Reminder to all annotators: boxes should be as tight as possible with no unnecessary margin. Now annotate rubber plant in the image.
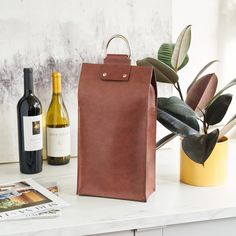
[137,25,236,165]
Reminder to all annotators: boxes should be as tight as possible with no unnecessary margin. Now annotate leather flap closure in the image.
[100,64,131,81]
[104,54,131,65]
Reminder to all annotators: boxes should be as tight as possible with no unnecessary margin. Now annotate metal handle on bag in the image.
[105,34,131,58]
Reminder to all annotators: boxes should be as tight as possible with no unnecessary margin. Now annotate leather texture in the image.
[77,54,157,202]
[104,54,131,65]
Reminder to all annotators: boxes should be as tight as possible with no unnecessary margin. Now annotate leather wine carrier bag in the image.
[77,35,157,202]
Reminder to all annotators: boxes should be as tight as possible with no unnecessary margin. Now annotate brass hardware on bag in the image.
[105,34,131,58]
[100,64,131,81]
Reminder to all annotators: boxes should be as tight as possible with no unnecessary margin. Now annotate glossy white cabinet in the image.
[95,230,134,236]
[131,218,236,236]
[164,218,236,236]
[135,227,162,236]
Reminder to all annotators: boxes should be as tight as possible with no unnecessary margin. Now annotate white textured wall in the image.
[218,0,236,138]
[0,0,172,163]
[172,0,219,97]
[172,0,236,138]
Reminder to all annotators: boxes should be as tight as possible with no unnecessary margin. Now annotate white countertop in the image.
[1,140,236,236]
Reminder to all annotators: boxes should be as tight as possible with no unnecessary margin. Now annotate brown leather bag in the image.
[77,35,157,202]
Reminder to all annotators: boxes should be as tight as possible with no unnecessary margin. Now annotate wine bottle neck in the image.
[52,72,62,94]
[24,69,34,95]
[52,93,63,100]
[51,93,64,107]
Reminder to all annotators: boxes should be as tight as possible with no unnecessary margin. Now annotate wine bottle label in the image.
[23,115,43,151]
[47,127,70,157]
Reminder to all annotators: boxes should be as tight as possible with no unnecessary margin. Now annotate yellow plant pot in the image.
[180,136,228,186]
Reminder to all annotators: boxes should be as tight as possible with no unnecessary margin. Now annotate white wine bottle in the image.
[46,72,70,165]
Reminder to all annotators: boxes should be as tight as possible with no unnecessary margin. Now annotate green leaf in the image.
[158,96,200,131]
[187,60,219,92]
[182,129,219,165]
[178,55,189,70]
[136,57,178,84]
[158,43,189,70]
[156,133,176,150]
[186,73,218,111]
[158,109,198,137]
[158,96,199,136]
[207,78,236,107]
[171,25,191,70]
[205,94,232,126]
[158,43,174,68]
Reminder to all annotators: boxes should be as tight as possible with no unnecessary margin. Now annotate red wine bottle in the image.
[17,68,43,174]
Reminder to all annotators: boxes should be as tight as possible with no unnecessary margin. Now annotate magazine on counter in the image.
[9,209,62,220]
[0,178,68,221]
[40,181,59,196]
[10,181,62,220]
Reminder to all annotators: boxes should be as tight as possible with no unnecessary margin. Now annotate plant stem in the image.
[176,82,184,101]
[173,67,184,101]
[203,124,208,134]
[203,115,208,134]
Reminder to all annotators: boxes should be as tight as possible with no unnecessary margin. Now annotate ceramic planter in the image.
[180,136,228,186]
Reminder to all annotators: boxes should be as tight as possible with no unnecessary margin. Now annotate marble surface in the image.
[1,140,236,235]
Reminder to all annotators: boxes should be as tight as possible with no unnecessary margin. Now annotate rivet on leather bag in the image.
[77,34,157,202]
